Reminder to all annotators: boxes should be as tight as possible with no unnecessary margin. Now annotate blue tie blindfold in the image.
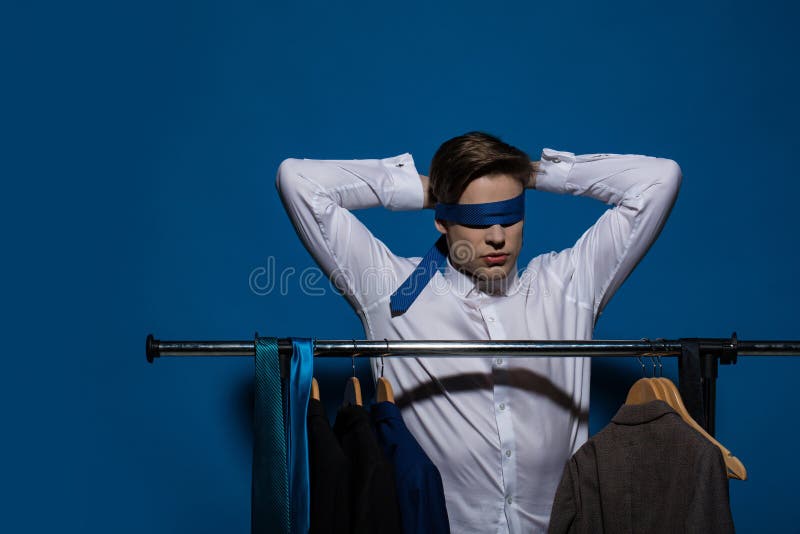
[434,192,526,226]
[389,192,525,316]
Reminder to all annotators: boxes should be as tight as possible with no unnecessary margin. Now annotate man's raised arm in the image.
[275,154,425,313]
[529,148,682,324]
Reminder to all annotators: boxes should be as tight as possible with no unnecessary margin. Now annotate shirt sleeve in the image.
[532,148,682,323]
[275,153,425,313]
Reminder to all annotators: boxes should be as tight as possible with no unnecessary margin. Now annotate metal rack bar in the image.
[146,332,800,437]
[146,333,800,362]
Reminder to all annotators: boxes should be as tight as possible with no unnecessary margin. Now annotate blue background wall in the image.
[3,0,798,532]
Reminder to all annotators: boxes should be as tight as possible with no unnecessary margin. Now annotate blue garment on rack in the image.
[388,192,525,316]
[287,338,314,534]
[371,401,450,534]
[252,336,314,534]
[253,337,289,533]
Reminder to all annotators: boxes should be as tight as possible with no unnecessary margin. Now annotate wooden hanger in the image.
[625,361,747,480]
[376,354,395,403]
[311,377,320,401]
[342,353,362,407]
[650,377,672,402]
[624,377,666,404]
[625,357,667,403]
[344,377,362,406]
[655,377,747,480]
[377,377,394,403]
[374,342,395,404]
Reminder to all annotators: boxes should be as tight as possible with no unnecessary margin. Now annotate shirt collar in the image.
[611,400,676,425]
[441,253,521,300]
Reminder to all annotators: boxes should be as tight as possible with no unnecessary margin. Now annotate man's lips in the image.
[483,253,509,264]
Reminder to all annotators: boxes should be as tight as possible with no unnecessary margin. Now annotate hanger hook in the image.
[638,338,651,377]
[647,356,657,378]
[656,355,663,377]
[655,338,667,378]
[351,339,357,377]
[381,338,389,378]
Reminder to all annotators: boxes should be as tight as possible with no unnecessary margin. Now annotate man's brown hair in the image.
[429,131,532,205]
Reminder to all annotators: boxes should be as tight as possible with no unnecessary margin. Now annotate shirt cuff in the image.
[382,153,424,211]
[533,148,576,194]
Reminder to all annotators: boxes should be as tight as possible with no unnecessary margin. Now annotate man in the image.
[275,131,682,533]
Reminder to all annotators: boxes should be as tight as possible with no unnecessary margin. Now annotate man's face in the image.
[434,173,524,288]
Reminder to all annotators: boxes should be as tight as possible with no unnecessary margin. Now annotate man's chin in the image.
[473,264,510,281]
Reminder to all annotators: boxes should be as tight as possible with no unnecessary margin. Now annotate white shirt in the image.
[275,148,682,533]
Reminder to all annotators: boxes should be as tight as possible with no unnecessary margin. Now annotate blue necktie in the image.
[286,338,313,534]
[252,337,288,533]
[389,192,525,316]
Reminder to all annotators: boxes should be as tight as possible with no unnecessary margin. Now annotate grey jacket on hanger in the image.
[548,400,734,534]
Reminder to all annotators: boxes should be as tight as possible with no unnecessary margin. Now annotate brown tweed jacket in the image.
[548,400,734,534]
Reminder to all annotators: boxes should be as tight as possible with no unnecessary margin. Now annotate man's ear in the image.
[434,219,447,234]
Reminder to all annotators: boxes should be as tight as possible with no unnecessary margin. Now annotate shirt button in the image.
[507,497,513,505]
[499,403,506,410]
[495,357,504,365]
[505,449,512,457]
[487,316,495,322]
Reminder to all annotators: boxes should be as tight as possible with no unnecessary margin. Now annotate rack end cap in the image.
[146,334,158,364]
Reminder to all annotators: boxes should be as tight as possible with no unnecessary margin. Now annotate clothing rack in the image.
[145,332,800,436]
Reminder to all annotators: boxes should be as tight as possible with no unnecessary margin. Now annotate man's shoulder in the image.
[523,248,574,279]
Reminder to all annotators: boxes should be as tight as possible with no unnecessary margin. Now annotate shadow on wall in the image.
[233,356,649,438]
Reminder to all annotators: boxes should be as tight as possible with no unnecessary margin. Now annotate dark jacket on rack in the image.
[333,403,403,534]
[370,401,450,534]
[548,400,734,534]
[307,398,351,534]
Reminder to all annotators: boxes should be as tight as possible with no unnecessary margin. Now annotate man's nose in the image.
[485,224,505,245]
